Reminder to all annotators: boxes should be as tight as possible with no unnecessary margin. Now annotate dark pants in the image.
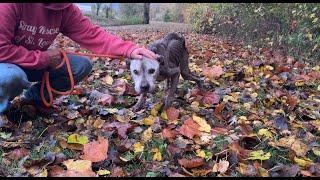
[0,54,92,113]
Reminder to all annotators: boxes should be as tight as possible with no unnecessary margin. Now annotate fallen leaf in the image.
[63,159,96,177]
[81,136,109,163]
[291,139,309,156]
[258,129,273,139]
[192,114,211,133]
[247,150,271,161]
[294,156,314,168]
[196,149,206,158]
[143,116,155,126]
[67,134,89,145]
[162,128,177,139]
[133,142,144,153]
[202,65,223,79]
[7,148,29,160]
[178,157,205,168]
[177,118,201,139]
[212,160,229,174]
[151,148,162,161]
[214,102,226,121]
[166,107,180,121]
[97,170,111,176]
[203,91,220,105]
[142,127,153,142]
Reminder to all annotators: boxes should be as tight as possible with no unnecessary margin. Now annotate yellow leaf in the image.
[276,136,295,148]
[133,142,144,153]
[151,103,162,116]
[103,75,113,85]
[192,114,211,133]
[196,149,206,158]
[63,159,92,171]
[258,129,273,139]
[160,111,168,120]
[151,148,162,161]
[143,116,155,126]
[191,101,200,109]
[291,139,309,156]
[222,72,235,78]
[244,66,253,76]
[67,134,89,145]
[97,170,111,175]
[247,150,271,161]
[294,156,314,168]
[312,147,320,156]
[243,102,251,110]
[142,127,153,142]
[295,80,304,87]
[115,115,129,123]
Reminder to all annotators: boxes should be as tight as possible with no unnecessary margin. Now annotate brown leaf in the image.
[178,158,205,168]
[202,65,223,79]
[203,91,220,105]
[214,102,226,121]
[166,107,180,121]
[7,148,29,160]
[81,136,109,163]
[162,128,177,139]
[111,166,125,177]
[103,122,132,139]
[177,118,201,139]
[239,124,253,135]
[287,96,297,111]
[99,93,113,106]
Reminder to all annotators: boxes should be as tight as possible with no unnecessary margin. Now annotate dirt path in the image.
[104,21,193,34]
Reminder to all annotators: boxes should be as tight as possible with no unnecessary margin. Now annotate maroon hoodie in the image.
[0,3,138,69]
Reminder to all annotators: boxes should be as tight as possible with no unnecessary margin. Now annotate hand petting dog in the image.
[130,47,158,60]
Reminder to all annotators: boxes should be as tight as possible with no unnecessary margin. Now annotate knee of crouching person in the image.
[74,56,93,80]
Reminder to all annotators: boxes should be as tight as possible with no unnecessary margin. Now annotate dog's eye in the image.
[133,70,139,75]
[148,69,155,74]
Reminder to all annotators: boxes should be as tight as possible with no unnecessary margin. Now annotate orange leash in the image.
[40,50,125,107]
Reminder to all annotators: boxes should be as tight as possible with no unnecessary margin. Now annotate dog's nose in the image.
[140,84,150,92]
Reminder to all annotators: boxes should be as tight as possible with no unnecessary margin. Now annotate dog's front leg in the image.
[163,73,180,110]
[132,93,147,112]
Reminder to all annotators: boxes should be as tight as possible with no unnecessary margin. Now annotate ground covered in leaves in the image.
[0,22,320,177]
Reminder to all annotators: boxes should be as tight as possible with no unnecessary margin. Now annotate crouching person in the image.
[0,3,157,123]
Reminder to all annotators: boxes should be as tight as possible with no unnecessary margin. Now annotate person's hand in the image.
[130,47,158,60]
[46,49,63,69]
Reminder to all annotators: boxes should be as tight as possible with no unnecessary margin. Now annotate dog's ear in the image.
[126,59,131,69]
[156,55,165,65]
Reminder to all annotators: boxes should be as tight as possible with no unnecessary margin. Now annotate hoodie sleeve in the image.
[61,4,138,58]
[0,3,49,70]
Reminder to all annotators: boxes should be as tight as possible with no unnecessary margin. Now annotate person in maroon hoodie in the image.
[0,3,157,121]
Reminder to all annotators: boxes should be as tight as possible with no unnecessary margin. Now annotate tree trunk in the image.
[143,3,150,24]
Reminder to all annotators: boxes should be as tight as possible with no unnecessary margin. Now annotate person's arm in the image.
[0,3,50,70]
[61,4,138,58]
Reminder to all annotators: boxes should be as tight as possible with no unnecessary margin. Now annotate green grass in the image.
[125,161,144,174]
[213,135,229,153]
[62,149,77,159]
[266,147,290,166]
[29,143,55,160]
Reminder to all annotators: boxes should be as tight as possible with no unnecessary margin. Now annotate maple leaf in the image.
[177,118,201,139]
[162,128,177,139]
[178,158,205,168]
[192,114,211,133]
[81,136,109,163]
[62,159,96,177]
[202,65,224,79]
[202,91,220,105]
[103,122,132,139]
[166,107,180,121]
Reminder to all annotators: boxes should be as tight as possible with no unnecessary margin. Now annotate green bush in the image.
[118,16,145,25]
[185,3,320,63]
[164,10,172,22]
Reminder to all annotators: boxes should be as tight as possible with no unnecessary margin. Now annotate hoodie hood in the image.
[42,3,72,10]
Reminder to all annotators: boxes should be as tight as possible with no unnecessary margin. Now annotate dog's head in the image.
[129,57,160,94]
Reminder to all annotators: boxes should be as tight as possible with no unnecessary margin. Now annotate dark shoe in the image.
[20,96,59,116]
